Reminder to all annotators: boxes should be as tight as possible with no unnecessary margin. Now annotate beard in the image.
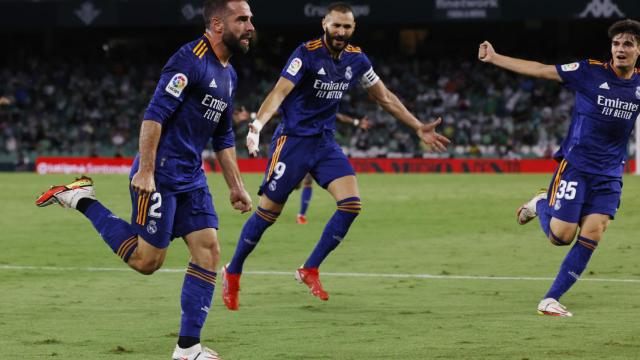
[222,31,251,55]
[324,29,351,52]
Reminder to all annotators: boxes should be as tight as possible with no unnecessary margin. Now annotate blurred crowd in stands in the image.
[0,52,636,164]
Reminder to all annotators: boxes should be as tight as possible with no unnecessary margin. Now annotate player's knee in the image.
[136,257,164,275]
[580,217,610,241]
[337,197,362,216]
[581,224,608,241]
[548,231,574,246]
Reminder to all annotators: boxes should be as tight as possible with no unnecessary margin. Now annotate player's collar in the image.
[203,32,231,68]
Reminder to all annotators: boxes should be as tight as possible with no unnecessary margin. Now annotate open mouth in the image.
[616,54,627,61]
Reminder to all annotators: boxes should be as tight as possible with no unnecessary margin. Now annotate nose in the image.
[247,20,255,32]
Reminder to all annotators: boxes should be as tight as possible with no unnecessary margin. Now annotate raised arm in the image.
[246,76,296,157]
[216,146,252,213]
[366,80,450,152]
[131,120,162,196]
[478,41,562,82]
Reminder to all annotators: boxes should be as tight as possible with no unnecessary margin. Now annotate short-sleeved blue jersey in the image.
[277,38,378,136]
[131,35,236,193]
[555,59,640,178]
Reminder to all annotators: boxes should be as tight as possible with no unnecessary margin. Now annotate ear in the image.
[212,16,224,34]
[322,15,328,29]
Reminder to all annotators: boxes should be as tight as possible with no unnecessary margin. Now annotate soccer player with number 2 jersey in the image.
[36,1,254,358]
[479,19,640,317]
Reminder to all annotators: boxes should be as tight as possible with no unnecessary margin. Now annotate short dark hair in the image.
[203,0,246,27]
[608,19,640,43]
[326,2,353,15]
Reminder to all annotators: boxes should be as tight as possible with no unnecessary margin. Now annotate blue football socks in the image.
[536,198,552,238]
[304,197,361,269]
[81,201,138,262]
[179,263,216,341]
[227,207,280,274]
[544,236,598,300]
[300,186,313,216]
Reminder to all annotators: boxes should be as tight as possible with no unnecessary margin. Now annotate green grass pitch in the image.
[1,173,639,359]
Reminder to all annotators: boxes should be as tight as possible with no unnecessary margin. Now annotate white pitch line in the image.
[1,264,639,283]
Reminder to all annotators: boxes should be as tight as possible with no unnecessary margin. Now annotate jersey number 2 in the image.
[148,193,162,218]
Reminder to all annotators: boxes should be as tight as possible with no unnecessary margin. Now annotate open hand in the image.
[417,117,451,153]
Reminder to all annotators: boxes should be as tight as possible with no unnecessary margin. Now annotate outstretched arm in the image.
[216,146,252,213]
[366,80,450,152]
[478,41,562,82]
[246,77,296,157]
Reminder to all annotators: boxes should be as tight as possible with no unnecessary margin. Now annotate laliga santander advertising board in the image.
[35,157,637,174]
[36,157,136,175]
[35,157,215,175]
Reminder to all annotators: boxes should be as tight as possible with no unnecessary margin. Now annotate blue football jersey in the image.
[277,38,379,136]
[131,35,236,193]
[555,59,640,177]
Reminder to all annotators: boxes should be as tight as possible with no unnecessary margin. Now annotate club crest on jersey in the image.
[345,66,353,80]
[165,73,188,98]
[561,62,580,72]
[554,200,562,211]
[635,86,640,99]
[147,220,158,235]
[287,58,302,76]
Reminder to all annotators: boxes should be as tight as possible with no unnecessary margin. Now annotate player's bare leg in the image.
[297,175,361,301]
[548,218,579,246]
[173,228,222,359]
[539,214,608,316]
[125,237,167,275]
[222,195,284,310]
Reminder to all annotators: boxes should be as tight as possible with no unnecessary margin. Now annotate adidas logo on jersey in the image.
[209,78,217,88]
[599,82,610,90]
[317,67,326,76]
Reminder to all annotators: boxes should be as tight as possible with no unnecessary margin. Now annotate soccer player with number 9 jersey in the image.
[220,2,450,310]
[479,19,640,317]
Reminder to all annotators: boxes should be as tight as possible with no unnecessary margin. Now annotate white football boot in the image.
[172,344,222,360]
[516,188,548,225]
[537,298,573,317]
[35,176,96,209]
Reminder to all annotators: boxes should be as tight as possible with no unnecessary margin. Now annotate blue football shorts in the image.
[258,131,355,204]
[545,159,622,223]
[129,184,218,249]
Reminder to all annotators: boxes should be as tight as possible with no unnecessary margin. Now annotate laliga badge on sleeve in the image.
[561,62,580,72]
[287,58,302,76]
[165,73,189,98]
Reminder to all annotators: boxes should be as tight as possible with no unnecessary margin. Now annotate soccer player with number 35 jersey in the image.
[220,2,450,311]
[479,19,640,317]
[36,1,254,358]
